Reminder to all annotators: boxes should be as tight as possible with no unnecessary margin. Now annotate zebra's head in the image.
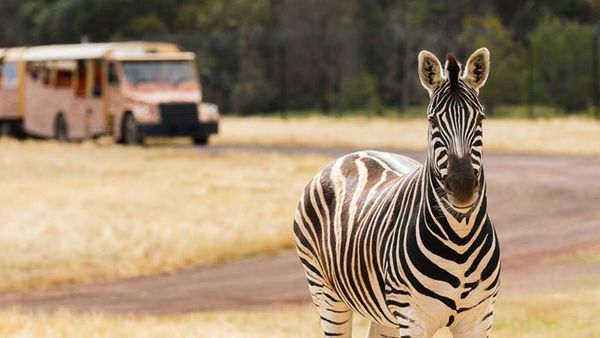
[417,48,490,210]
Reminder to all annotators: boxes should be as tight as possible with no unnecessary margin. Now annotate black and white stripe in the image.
[294,49,500,338]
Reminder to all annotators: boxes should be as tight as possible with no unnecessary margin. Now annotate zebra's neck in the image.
[422,154,488,235]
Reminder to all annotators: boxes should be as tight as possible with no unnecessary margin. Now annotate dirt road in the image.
[1,146,599,315]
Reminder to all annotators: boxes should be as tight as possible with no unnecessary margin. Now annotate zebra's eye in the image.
[429,115,440,128]
[477,113,486,124]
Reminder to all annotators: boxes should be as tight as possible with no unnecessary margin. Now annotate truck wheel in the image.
[122,114,143,145]
[192,135,209,146]
[55,114,69,142]
[12,122,27,140]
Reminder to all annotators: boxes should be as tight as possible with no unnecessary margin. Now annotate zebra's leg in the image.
[311,283,353,338]
[366,321,398,338]
[451,306,495,338]
[451,317,493,338]
[451,322,492,338]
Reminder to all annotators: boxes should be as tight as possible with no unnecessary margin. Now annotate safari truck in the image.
[0,42,219,145]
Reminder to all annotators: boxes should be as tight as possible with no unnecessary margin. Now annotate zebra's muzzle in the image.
[444,154,479,208]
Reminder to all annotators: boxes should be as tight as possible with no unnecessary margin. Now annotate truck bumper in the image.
[138,121,218,137]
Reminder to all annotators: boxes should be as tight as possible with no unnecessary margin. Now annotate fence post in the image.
[526,44,535,119]
[400,34,409,118]
[593,28,599,119]
[278,41,288,119]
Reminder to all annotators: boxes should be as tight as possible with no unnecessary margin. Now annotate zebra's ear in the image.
[418,50,444,96]
[463,47,490,91]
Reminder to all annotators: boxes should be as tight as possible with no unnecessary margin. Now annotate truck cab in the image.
[107,45,219,145]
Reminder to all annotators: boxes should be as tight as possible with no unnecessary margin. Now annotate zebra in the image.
[293,48,500,338]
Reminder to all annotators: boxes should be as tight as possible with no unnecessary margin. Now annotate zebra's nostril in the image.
[473,180,479,190]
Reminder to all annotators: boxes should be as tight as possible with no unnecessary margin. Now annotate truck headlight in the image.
[133,105,151,116]
[204,103,219,119]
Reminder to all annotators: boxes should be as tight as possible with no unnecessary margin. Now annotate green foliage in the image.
[231,53,274,114]
[174,0,271,32]
[341,73,382,116]
[529,15,595,112]
[123,14,168,37]
[459,13,527,113]
[1,0,598,115]
[0,0,26,46]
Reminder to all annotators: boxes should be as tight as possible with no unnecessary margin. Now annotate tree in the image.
[459,13,527,112]
[279,0,354,113]
[2,0,597,115]
[529,15,595,111]
[0,0,26,46]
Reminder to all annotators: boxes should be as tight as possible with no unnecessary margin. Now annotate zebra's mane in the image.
[445,53,461,91]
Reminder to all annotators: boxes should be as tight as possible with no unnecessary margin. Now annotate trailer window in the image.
[93,60,102,97]
[42,67,51,86]
[2,62,18,89]
[56,70,73,88]
[27,64,38,80]
[76,60,87,97]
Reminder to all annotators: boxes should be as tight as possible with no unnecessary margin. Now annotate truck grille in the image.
[159,103,199,126]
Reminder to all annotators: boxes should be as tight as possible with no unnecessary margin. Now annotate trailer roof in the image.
[114,51,196,61]
[24,43,114,61]
[21,42,181,61]
[3,47,28,61]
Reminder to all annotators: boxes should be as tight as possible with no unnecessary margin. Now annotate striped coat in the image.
[294,48,500,338]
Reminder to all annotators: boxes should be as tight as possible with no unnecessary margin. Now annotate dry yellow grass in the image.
[1,115,598,291]
[212,116,600,155]
[2,116,598,337]
[1,287,599,337]
[0,139,331,291]
[1,116,598,290]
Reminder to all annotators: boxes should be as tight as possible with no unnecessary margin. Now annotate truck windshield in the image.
[122,61,195,85]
